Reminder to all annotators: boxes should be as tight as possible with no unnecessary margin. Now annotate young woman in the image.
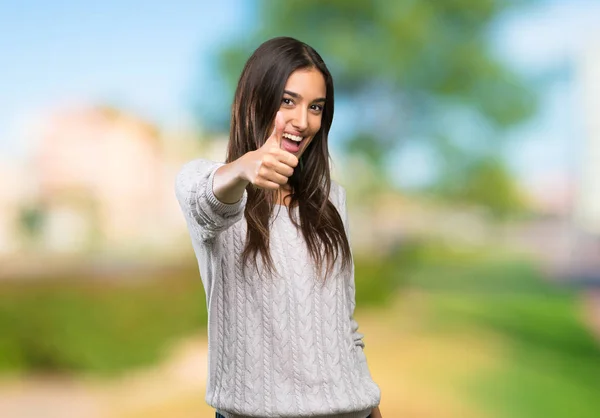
[175,37,382,418]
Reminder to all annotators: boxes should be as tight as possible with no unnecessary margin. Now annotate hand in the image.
[239,111,298,190]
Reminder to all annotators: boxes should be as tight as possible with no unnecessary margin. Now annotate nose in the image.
[291,106,308,131]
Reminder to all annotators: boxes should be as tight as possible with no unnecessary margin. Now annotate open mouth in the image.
[282,132,304,153]
[282,132,303,143]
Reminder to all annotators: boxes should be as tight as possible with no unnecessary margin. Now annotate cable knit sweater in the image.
[175,159,381,418]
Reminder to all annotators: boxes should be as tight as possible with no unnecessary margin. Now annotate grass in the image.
[0,247,406,376]
[0,266,208,375]
[2,240,600,417]
[405,249,600,418]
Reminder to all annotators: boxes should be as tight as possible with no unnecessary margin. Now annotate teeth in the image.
[283,133,303,142]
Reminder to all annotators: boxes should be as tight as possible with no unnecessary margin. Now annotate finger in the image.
[276,150,299,168]
[255,179,280,190]
[265,171,289,185]
[259,162,290,183]
[268,111,285,148]
[272,161,294,177]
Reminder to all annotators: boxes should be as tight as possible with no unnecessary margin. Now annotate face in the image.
[276,67,327,158]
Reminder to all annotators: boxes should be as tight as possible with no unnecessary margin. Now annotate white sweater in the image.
[175,159,381,418]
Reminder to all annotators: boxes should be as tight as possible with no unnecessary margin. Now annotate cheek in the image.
[310,115,322,134]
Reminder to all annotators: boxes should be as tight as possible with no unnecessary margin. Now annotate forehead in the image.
[284,68,326,99]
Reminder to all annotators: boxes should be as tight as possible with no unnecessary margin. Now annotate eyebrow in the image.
[283,90,326,103]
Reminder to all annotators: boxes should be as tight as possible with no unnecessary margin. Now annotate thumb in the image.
[268,111,285,147]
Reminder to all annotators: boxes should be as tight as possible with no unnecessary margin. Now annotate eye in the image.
[310,104,324,113]
[282,97,294,106]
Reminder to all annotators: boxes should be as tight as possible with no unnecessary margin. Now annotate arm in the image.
[210,110,298,205]
[175,158,249,241]
[212,160,250,204]
[174,112,297,240]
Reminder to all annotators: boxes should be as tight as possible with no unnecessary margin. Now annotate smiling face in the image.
[276,67,327,158]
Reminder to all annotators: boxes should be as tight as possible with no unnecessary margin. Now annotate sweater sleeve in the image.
[334,182,365,349]
[175,158,247,241]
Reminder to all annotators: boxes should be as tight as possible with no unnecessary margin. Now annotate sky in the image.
[492,0,600,191]
[1,0,599,190]
[0,0,252,156]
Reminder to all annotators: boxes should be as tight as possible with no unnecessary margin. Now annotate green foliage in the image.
[18,203,46,241]
[211,0,537,138]
[435,156,527,219]
[2,238,600,418]
[358,238,600,416]
[7,234,597,418]
[406,245,600,417]
[353,255,402,306]
[0,254,407,375]
[353,240,438,306]
[0,267,207,375]
[201,0,538,216]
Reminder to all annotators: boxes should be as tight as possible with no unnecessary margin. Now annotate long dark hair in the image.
[226,36,351,279]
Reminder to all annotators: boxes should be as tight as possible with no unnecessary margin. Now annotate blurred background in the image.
[1,0,600,417]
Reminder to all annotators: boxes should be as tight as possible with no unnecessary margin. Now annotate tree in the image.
[435,156,527,219]
[198,0,537,214]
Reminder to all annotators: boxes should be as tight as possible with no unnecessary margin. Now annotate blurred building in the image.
[35,106,167,253]
[575,41,600,234]
[0,159,35,254]
[0,105,212,263]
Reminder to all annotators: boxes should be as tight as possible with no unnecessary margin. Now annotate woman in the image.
[175,37,382,418]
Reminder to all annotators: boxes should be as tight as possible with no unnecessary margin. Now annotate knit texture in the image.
[175,159,381,418]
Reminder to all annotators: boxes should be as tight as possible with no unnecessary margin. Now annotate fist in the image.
[242,111,299,190]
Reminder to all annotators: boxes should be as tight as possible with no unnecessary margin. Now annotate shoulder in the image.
[176,158,221,185]
[174,158,226,202]
[177,158,221,175]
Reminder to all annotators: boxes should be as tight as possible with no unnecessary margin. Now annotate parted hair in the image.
[226,36,351,278]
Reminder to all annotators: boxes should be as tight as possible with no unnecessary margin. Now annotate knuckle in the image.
[263,155,275,168]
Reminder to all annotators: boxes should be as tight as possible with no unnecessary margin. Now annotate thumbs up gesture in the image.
[241,111,299,190]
